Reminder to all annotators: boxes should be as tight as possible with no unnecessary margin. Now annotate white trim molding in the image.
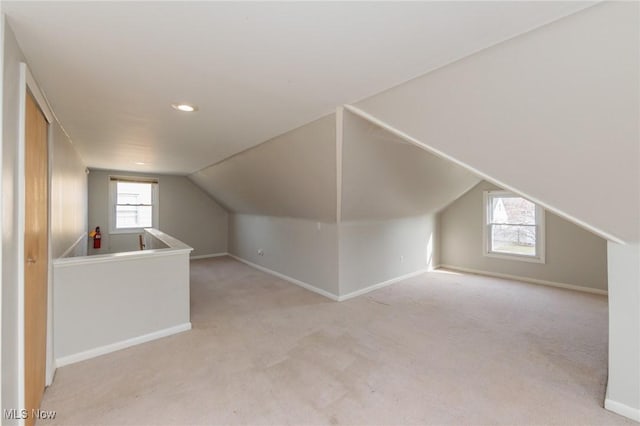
[438,264,608,296]
[55,322,192,368]
[17,62,59,420]
[24,65,53,124]
[338,269,429,302]
[605,398,640,422]
[228,254,340,301]
[228,254,430,303]
[190,252,229,260]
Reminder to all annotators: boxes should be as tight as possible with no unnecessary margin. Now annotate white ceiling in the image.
[4,1,594,174]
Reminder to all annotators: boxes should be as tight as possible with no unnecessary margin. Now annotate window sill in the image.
[109,228,151,235]
[483,251,545,264]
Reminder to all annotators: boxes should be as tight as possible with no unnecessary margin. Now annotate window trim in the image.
[482,190,545,264]
[108,176,159,234]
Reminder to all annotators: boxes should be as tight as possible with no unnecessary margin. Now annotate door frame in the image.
[17,63,54,421]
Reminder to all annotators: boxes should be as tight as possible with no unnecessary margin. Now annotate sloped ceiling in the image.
[189,115,337,222]
[353,2,639,243]
[3,1,595,174]
[190,110,482,223]
[341,110,481,221]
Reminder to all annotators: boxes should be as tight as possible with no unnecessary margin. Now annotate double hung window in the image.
[109,177,158,233]
[483,191,545,263]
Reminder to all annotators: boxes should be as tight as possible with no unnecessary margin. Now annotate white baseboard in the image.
[605,398,640,422]
[190,252,228,260]
[339,268,429,301]
[228,254,340,301]
[55,322,192,368]
[437,264,608,296]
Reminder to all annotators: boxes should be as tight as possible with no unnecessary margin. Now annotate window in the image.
[483,190,545,263]
[109,177,158,233]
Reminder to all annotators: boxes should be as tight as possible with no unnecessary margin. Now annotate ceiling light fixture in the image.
[172,103,198,112]
[135,162,147,165]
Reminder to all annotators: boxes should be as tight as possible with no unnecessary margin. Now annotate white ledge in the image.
[53,228,193,268]
[144,228,191,250]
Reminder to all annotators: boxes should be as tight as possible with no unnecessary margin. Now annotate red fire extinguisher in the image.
[93,226,101,249]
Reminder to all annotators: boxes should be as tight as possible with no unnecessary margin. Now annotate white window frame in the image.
[482,190,545,264]
[109,176,159,234]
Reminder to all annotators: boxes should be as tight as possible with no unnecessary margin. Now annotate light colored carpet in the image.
[40,256,633,425]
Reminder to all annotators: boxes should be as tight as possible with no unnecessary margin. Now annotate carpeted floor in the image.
[39,256,633,425]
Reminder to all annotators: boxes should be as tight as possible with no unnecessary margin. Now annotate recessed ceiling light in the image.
[135,162,147,165]
[172,103,198,112]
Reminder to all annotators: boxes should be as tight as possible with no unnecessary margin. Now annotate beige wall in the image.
[50,121,88,258]
[439,181,608,291]
[190,114,337,222]
[88,169,228,257]
[228,214,339,296]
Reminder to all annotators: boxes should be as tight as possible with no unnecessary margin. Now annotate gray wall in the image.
[337,109,474,295]
[1,19,25,422]
[228,214,339,296]
[339,215,437,296]
[53,251,190,362]
[190,114,337,222]
[192,114,339,295]
[439,181,608,291]
[213,109,479,298]
[607,242,640,415]
[88,169,228,257]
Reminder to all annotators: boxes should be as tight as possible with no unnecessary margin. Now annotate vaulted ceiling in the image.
[3,1,594,174]
[341,110,480,222]
[190,108,481,223]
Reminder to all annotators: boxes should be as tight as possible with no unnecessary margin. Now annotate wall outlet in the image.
[258,249,264,256]
[400,255,404,263]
